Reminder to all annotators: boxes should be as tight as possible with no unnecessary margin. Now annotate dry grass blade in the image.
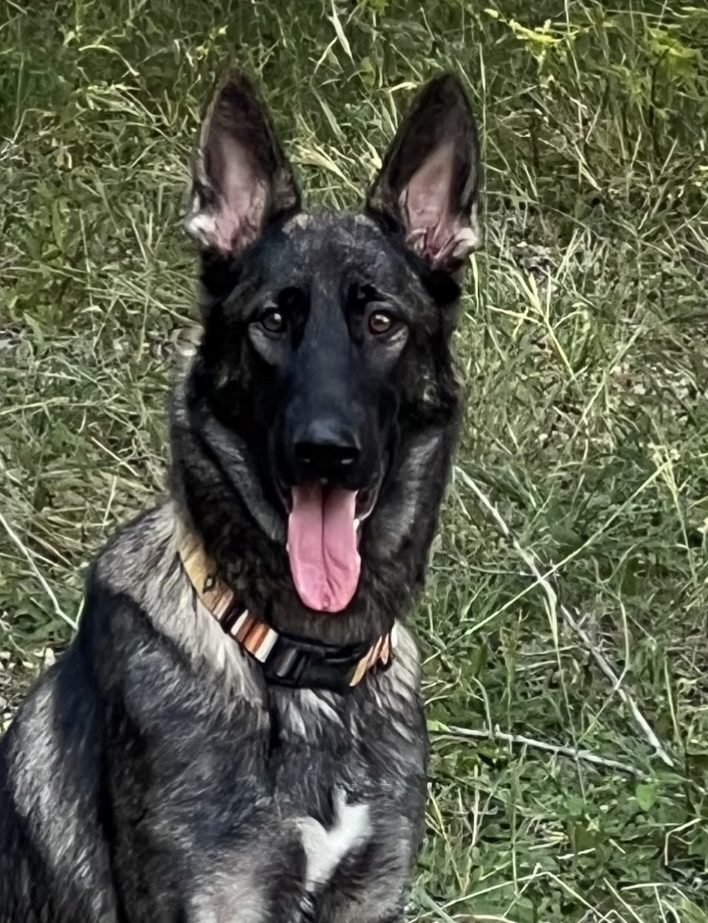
[457,470,674,769]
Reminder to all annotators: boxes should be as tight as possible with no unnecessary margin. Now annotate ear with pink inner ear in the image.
[366,73,483,273]
[185,71,300,256]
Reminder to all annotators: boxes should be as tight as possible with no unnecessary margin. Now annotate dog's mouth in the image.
[284,481,380,614]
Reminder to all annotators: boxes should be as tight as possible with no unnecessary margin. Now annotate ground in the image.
[1,1,707,921]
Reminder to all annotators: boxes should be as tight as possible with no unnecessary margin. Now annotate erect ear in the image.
[185,71,300,256]
[366,74,482,273]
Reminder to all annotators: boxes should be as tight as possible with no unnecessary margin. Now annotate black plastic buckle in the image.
[260,633,372,693]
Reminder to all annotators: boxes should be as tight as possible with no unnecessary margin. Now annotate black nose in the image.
[293,420,361,481]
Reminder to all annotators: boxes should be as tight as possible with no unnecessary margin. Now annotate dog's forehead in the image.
[274,210,417,292]
[281,211,385,256]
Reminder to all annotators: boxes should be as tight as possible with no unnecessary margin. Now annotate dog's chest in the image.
[192,792,373,922]
[295,788,372,890]
[164,685,425,922]
[190,788,372,922]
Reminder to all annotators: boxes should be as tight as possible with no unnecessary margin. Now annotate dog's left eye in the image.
[368,310,396,336]
[259,309,286,334]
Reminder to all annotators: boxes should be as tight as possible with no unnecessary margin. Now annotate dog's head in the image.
[178,71,481,619]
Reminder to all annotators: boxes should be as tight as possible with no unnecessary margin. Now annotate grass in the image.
[1,0,707,920]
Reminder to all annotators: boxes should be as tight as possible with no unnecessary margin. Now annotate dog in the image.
[0,69,482,922]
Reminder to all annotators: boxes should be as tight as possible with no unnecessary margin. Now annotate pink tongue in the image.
[287,485,360,613]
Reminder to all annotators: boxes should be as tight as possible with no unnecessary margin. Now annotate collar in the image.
[177,528,394,692]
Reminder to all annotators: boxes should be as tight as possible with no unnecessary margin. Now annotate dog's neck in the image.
[169,377,460,648]
[176,522,395,690]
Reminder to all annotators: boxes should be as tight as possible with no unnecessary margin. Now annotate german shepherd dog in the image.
[0,70,481,922]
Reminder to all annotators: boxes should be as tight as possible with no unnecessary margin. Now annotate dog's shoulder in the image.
[85,503,193,642]
[85,504,264,703]
[77,503,189,674]
[92,503,179,598]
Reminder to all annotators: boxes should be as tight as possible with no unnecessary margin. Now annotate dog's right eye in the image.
[259,309,286,334]
[368,310,395,336]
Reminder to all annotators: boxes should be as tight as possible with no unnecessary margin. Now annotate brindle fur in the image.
[0,70,481,922]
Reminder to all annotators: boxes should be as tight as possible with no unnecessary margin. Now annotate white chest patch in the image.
[296,790,371,891]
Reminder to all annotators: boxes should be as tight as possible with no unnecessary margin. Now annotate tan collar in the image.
[178,528,394,690]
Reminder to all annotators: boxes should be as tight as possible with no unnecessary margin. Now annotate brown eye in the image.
[260,309,286,334]
[368,310,395,336]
